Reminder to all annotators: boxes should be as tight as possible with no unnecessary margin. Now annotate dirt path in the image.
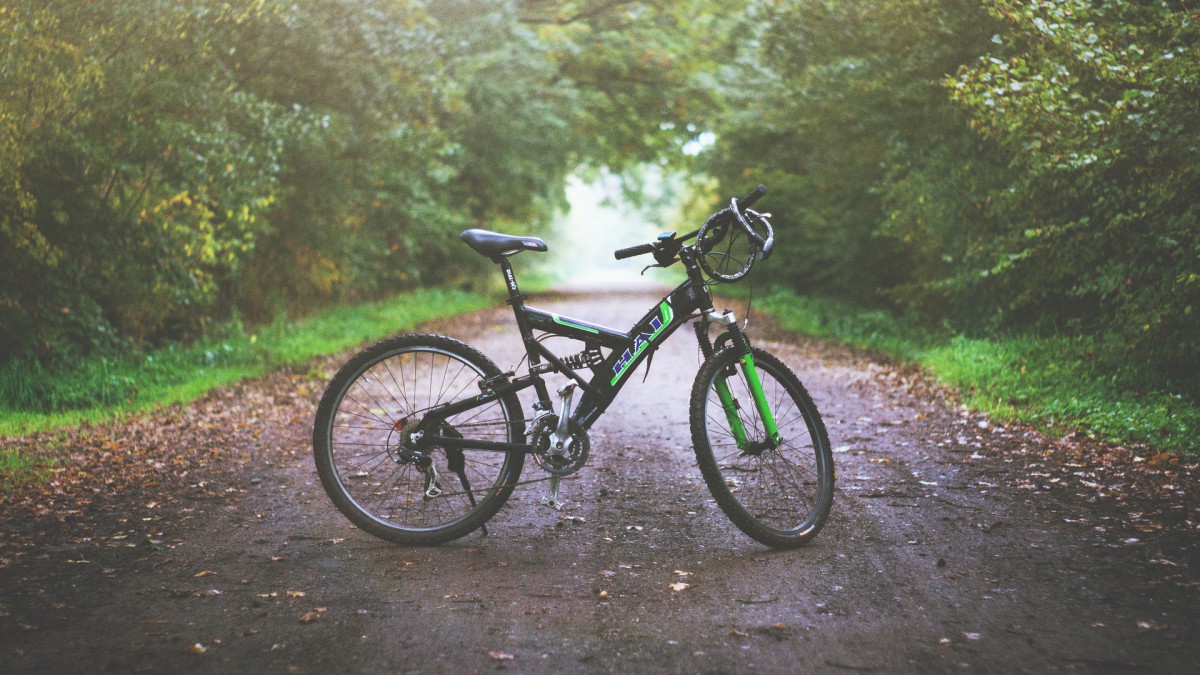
[2,290,1198,673]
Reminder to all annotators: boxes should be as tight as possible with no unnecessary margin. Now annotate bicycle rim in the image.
[317,338,521,540]
[692,348,833,546]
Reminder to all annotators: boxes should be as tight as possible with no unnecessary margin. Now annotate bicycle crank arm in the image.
[549,383,576,455]
[541,475,565,510]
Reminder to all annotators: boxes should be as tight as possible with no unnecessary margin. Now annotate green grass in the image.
[0,287,490,438]
[750,288,1200,454]
[751,290,940,361]
[0,446,61,492]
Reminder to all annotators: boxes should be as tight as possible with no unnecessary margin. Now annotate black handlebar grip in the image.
[614,242,657,260]
[737,184,767,209]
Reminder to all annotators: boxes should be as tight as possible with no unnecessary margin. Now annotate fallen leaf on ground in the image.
[193,570,216,578]
[298,610,323,623]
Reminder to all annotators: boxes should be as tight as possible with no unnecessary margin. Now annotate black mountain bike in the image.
[312,185,834,549]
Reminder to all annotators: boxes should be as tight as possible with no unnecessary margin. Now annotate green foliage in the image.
[949,0,1200,393]
[700,0,1199,402]
[1,0,718,370]
[520,0,728,167]
[754,288,1199,454]
[264,288,490,366]
[6,0,1197,450]
[0,287,489,436]
[0,445,60,493]
[1,0,294,355]
[925,335,1199,453]
[751,288,941,362]
[702,0,1003,307]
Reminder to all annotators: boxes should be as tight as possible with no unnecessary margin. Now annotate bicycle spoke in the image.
[693,348,832,545]
[315,338,524,542]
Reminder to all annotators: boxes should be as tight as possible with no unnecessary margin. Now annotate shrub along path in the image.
[1,291,1197,672]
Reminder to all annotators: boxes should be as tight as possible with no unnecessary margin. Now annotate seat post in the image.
[499,257,545,379]
[497,257,522,302]
[498,257,533,333]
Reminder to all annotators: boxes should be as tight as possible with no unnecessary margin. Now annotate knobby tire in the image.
[690,347,834,548]
[312,334,524,545]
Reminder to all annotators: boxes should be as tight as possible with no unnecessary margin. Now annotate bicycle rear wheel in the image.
[690,347,834,548]
[313,334,524,545]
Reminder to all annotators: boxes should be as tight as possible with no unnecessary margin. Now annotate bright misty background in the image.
[542,171,689,292]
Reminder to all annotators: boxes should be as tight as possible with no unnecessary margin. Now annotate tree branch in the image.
[519,0,645,26]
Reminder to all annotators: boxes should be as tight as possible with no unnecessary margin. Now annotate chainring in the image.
[529,415,590,477]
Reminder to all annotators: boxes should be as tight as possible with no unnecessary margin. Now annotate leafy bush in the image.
[700,0,1199,401]
[1,0,720,366]
[0,287,489,434]
[755,288,1199,453]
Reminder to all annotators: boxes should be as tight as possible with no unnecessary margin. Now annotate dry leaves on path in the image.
[0,369,325,552]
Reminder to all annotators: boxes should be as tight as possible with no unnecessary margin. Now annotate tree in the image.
[1,0,726,372]
[1,1,297,356]
[951,0,1200,388]
[700,0,1002,310]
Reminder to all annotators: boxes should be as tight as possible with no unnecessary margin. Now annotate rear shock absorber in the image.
[561,346,603,371]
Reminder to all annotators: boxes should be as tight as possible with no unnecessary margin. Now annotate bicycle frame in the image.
[417,246,779,455]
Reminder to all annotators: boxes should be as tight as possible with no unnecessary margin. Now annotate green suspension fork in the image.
[713,367,751,449]
[739,352,783,446]
[713,353,782,450]
[706,314,783,450]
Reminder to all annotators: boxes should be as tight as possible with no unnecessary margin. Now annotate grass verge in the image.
[0,287,490,438]
[0,446,61,490]
[750,288,1199,454]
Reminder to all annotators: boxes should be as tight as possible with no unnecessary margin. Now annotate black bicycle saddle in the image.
[460,229,548,260]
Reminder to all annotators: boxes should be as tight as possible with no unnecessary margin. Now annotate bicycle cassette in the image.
[529,415,590,476]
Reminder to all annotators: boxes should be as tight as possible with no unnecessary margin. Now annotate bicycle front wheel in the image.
[690,347,834,548]
[313,334,524,545]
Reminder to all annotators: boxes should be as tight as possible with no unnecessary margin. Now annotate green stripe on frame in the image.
[552,314,600,334]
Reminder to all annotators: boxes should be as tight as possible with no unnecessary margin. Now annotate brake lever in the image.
[640,258,679,276]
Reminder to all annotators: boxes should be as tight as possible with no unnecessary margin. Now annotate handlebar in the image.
[737,184,767,210]
[612,184,771,264]
[614,242,658,260]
